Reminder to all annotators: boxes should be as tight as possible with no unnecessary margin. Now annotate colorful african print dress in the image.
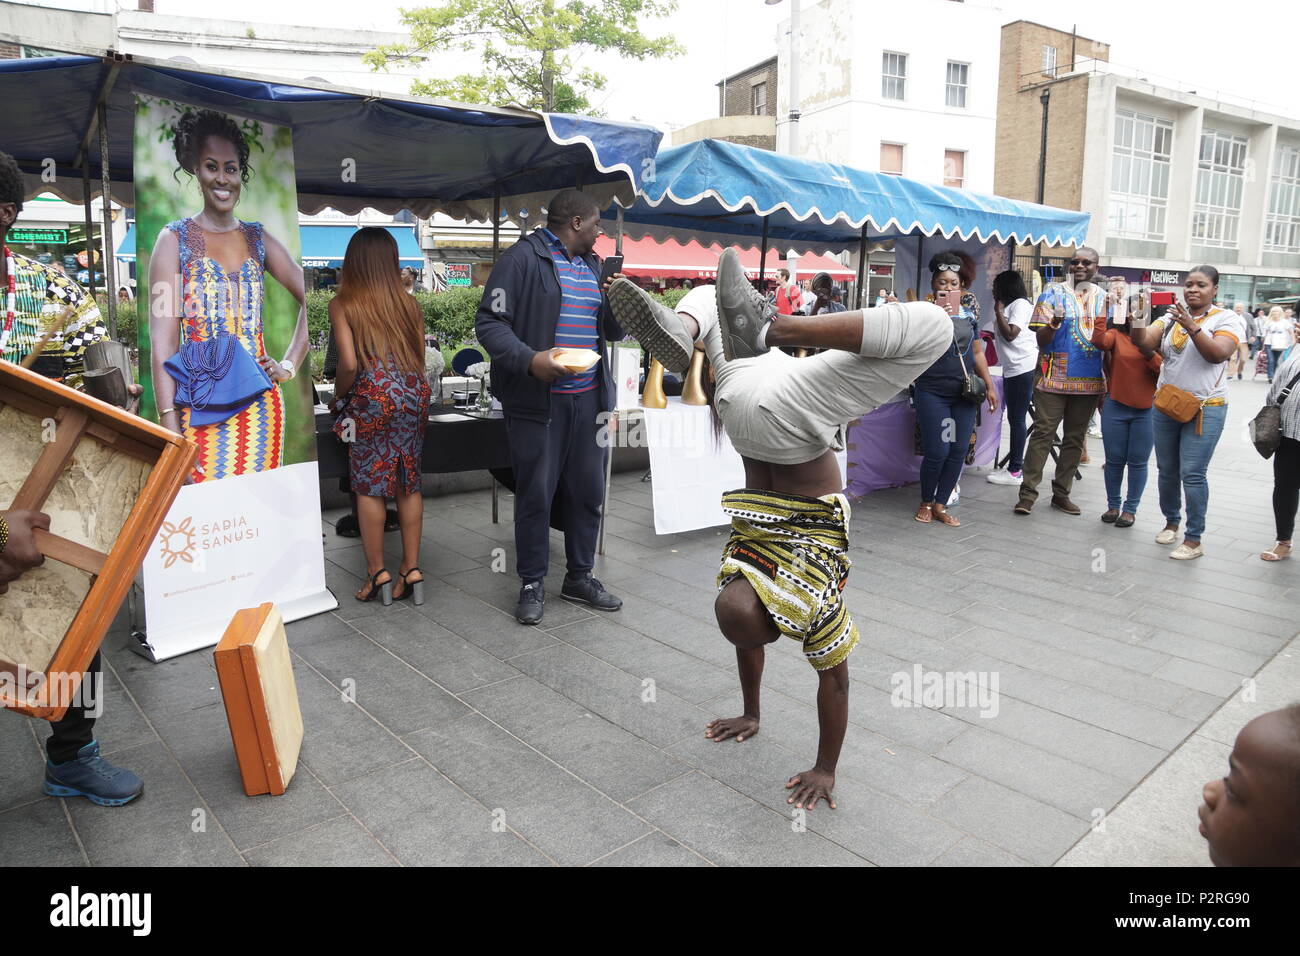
[169,217,283,483]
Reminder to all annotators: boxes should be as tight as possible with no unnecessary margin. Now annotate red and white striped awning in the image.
[594,235,853,281]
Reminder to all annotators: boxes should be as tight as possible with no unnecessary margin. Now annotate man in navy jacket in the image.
[475,189,625,624]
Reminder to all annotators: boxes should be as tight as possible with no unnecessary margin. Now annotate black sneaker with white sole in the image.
[560,575,622,611]
[516,581,545,625]
[607,278,695,374]
[715,248,774,361]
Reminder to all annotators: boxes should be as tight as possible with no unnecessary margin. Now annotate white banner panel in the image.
[643,399,846,535]
[138,461,335,660]
[614,345,642,410]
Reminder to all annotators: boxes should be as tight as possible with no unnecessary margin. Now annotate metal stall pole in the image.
[914,234,924,298]
[98,102,117,338]
[757,215,770,288]
[854,224,868,309]
[81,160,97,302]
[491,186,502,263]
[489,184,502,522]
[597,204,626,557]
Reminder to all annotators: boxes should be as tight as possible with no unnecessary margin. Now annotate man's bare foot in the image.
[786,767,837,810]
[705,715,759,742]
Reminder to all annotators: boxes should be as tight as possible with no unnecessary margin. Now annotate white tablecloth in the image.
[642,398,846,535]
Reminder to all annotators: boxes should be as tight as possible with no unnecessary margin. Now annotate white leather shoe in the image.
[1155,528,1178,545]
[1169,543,1204,560]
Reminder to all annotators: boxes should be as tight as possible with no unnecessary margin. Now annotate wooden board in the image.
[214,603,303,796]
[0,360,195,720]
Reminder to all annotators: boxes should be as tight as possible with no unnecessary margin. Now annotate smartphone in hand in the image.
[599,255,624,287]
[935,290,957,316]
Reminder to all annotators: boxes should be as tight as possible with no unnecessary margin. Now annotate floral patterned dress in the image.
[169,217,283,483]
[333,357,431,497]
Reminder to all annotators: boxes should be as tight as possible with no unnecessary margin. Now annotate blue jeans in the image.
[1100,398,1153,514]
[914,387,978,505]
[1152,403,1227,541]
[1268,348,1284,380]
[1002,369,1034,472]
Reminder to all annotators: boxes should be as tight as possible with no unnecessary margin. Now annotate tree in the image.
[365,0,683,114]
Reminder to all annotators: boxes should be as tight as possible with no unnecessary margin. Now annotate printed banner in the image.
[133,94,333,659]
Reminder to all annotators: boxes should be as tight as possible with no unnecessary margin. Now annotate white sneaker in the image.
[1155,528,1178,545]
[986,468,1023,486]
[1087,426,1103,438]
[947,484,961,507]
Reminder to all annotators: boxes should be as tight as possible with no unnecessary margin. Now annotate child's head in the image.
[1198,705,1300,866]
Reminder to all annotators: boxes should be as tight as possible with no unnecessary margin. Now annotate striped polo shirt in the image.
[539,227,602,395]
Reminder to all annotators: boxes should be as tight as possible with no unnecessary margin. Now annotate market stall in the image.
[0,53,662,656]
[601,139,1090,530]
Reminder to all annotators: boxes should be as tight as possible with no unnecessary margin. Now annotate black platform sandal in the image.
[356,569,393,605]
[394,567,424,606]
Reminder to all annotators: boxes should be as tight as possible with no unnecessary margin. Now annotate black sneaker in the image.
[607,278,695,374]
[715,248,774,361]
[561,575,622,611]
[516,581,545,625]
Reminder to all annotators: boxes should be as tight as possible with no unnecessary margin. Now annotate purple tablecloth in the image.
[845,377,1006,497]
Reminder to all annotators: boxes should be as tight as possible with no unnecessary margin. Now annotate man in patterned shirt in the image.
[1,150,143,807]
[1014,247,1107,517]
[0,151,110,383]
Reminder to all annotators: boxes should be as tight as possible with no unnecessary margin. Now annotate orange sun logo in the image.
[157,516,197,568]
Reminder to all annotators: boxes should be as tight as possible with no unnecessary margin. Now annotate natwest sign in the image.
[1143,269,1184,285]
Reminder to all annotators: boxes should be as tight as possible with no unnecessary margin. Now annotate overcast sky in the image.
[29,0,1298,128]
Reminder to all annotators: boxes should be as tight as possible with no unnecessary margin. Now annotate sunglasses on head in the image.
[935,263,961,273]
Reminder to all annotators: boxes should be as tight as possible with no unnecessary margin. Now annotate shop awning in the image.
[606,138,1091,254]
[594,235,852,281]
[0,55,662,223]
[300,225,423,268]
[116,222,422,267]
[115,224,136,260]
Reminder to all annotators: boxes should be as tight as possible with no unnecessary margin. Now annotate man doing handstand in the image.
[608,249,951,810]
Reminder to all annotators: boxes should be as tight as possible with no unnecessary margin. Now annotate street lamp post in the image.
[1034,87,1051,281]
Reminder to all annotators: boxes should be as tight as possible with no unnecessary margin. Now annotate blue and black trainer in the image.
[43,741,144,807]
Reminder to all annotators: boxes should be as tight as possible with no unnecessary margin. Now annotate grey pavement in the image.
[1,376,1295,866]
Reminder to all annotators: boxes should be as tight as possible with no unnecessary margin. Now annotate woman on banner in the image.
[149,109,309,483]
[329,228,431,605]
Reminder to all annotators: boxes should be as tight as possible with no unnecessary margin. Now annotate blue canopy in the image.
[114,224,135,260]
[0,55,661,222]
[608,139,1090,254]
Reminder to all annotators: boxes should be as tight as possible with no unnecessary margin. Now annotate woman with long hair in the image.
[1264,306,1294,383]
[330,227,431,604]
[1134,265,1247,560]
[149,109,308,483]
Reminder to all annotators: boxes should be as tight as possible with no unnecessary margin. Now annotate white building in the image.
[772,0,1002,191]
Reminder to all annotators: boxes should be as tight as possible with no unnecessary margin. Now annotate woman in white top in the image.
[987,269,1037,485]
[1134,265,1247,560]
[1261,340,1300,561]
[1263,306,1294,383]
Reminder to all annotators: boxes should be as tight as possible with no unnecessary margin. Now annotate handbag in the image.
[955,342,987,406]
[164,335,272,427]
[1249,366,1300,459]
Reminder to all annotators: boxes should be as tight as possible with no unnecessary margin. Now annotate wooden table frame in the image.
[0,361,195,720]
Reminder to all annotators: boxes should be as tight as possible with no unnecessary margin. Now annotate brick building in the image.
[671,57,777,151]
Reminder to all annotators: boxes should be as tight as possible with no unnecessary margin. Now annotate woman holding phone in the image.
[1091,288,1161,528]
[1134,266,1247,559]
[910,251,997,526]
